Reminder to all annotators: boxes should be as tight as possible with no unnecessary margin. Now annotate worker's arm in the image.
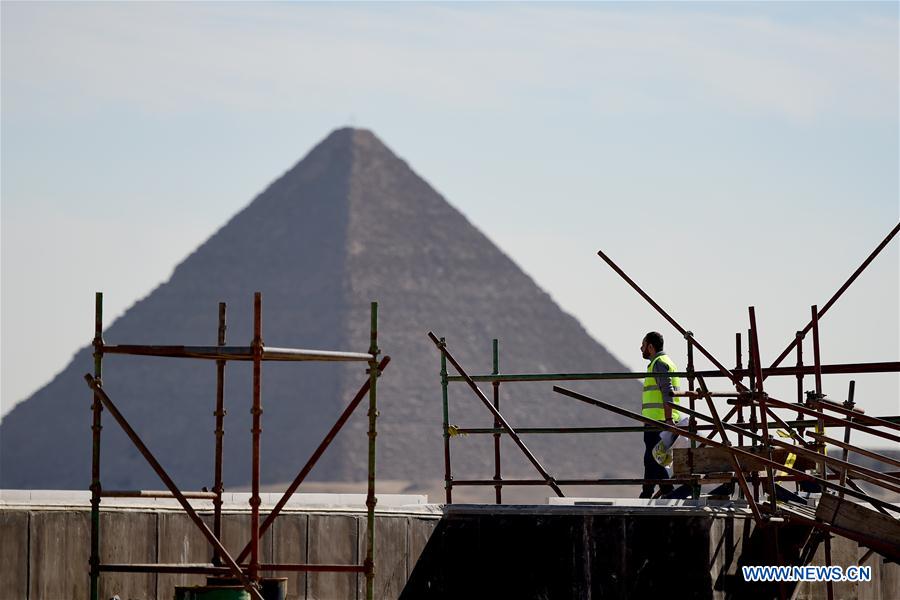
[653,359,674,423]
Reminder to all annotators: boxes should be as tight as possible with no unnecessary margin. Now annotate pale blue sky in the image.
[2,2,898,447]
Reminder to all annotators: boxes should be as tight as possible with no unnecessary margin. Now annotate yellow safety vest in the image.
[643,353,681,421]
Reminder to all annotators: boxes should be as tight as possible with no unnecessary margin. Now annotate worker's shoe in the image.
[639,487,654,499]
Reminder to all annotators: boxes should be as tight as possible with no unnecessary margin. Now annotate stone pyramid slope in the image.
[0,128,641,492]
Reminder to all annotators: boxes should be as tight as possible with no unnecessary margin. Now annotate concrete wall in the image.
[401,505,900,600]
[0,503,437,600]
[2,496,897,600]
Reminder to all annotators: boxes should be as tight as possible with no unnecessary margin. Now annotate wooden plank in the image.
[816,494,900,549]
[673,446,815,476]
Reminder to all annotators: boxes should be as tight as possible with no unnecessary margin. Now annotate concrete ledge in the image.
[0,490,435,514]
[445,497,755,516]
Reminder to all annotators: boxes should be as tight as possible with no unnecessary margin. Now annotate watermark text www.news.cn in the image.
[742,565,872,582]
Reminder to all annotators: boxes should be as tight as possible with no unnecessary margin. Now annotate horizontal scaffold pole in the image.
[101,345,373,362]
[446,361,899,383]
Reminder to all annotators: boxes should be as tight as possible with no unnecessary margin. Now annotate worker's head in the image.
[641,331,664,359]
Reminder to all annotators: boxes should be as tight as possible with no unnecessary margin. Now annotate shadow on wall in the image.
[401,511,838,600]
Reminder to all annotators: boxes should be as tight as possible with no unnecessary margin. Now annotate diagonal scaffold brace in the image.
[83,375,264,600]
[428,332,565,497]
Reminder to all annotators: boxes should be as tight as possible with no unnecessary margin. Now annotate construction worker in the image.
[639,331,681,499]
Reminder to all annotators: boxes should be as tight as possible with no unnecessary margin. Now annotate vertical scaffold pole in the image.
[365,301,380,600]
[89,292,103,600]
[811,305,825,479]
[735,333,745,450]
[212,302,227,566]
[811,304,833,600]
[795,331,805,409]
[685,332,699,500]
[747,329,760,502]
[249,293,263,585]
[838,381,856,498]
[440,337,452,504]
[492,340,502,504]
[748,307,776,512]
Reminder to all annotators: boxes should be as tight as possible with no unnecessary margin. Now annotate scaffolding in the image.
[85,292,386,600]
[429,223,900,583]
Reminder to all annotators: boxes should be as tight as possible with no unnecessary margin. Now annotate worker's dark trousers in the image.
[641,427,673,498]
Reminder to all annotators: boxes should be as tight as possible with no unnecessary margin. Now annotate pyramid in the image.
[0,128,641,492]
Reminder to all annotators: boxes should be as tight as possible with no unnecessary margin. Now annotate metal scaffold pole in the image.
[81,291,384,597]
[89,292,103,600]
[249,293,263,586]
[365,301,380,600]
[492,339,502,504]
[440,337,452,504]
[212,302,227,566]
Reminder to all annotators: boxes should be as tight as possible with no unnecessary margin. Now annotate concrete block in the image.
[30,510,90,599]
[796,535,861,600]
[357,516,407,600]
[220,513,275,565]
[616,514,715,598]
[270,513,308,600]
[880,554,900,600]
[99,510,157,599]
[0,511,29,599]
[709,516,744,600]
[406,517,438,577]
[307,514,359,600]
[157,512,211,599]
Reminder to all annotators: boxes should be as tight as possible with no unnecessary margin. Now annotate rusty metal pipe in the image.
[752,394,900,445]
[260,564,366,573]
[492,339,502,504]
[100,490,216,499]
[748,310,778,510]
[89,292,103,600]
[213,302,227,566]
[808,397,900,432]
[552,385,900,515]
[446,361,900,383]
[672,400,900,492]
[249,293,262,584]
[805,431,900,470]
[101,345,372,362]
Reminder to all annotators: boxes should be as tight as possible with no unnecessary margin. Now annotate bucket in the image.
[173,585,250,600]
[205,577,287,600]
